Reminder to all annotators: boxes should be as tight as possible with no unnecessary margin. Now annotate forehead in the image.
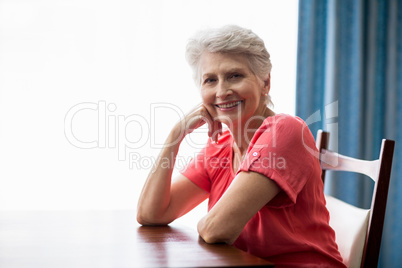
[199,52,252,76]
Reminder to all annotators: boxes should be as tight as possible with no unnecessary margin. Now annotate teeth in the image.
[217,101,242,109]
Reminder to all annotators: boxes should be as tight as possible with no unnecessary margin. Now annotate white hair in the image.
[185,25,273,106]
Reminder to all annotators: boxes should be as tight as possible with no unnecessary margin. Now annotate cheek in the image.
[200,88,214,104]
[235,82,261,100]
[200,89,218,116]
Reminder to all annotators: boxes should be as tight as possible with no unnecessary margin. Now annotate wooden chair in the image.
[316,130,395,268]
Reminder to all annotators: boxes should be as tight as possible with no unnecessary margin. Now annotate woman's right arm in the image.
[136,104,221,225]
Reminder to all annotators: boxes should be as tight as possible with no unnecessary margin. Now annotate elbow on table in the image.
[199,229,234,245]
[198,221,234,245]
[199,233,224,244]
[136,213,150,226]
[136,210,172,226]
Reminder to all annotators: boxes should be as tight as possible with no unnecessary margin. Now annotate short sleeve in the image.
[180,145,211,193]
[237,115,319,208]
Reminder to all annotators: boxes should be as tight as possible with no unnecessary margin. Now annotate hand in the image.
[176,103,222,143]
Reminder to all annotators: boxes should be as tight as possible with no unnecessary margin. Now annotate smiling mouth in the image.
[215,100,243,109]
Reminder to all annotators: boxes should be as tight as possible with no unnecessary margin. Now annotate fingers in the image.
[182,104,222,143]
[181,104,212,136]
[211,120,222,143]
[202,107,222,143]
[187,114,207,132]
[201,108,214,138]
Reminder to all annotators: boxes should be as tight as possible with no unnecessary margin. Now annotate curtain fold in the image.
[296,0,402,267]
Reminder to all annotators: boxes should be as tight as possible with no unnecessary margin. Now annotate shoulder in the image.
[239,114,320,206]
[246,113,319,172]
[250,114,310,149]
[261,114,306,132]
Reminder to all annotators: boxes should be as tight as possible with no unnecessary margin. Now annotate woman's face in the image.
[199,52,269,128]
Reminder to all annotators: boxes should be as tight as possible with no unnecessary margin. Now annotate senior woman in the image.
[137,25,345,267]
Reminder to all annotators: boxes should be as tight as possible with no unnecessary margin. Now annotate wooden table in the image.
[0,210,273,267]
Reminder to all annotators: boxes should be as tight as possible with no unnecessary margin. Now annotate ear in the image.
[262,73,271,95]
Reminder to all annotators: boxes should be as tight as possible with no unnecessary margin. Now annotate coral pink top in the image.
[181,114,345,267]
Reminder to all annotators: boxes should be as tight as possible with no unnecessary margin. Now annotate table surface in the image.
[0,210,273,268]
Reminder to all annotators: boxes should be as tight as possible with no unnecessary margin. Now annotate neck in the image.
[229,106,275,156]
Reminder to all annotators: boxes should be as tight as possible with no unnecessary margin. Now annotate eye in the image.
[229,73,243,80]
[203,78,216,84]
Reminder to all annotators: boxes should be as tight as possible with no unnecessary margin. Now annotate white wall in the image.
[0,0,298,217]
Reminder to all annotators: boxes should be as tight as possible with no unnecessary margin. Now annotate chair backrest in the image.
[316,130,395,268]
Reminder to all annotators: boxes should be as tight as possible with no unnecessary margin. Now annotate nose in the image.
[216,80,232,99]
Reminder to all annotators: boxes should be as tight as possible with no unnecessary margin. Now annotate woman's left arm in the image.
[197,171,280,245]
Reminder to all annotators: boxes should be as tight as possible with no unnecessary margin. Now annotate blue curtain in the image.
[296,0,402,267]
